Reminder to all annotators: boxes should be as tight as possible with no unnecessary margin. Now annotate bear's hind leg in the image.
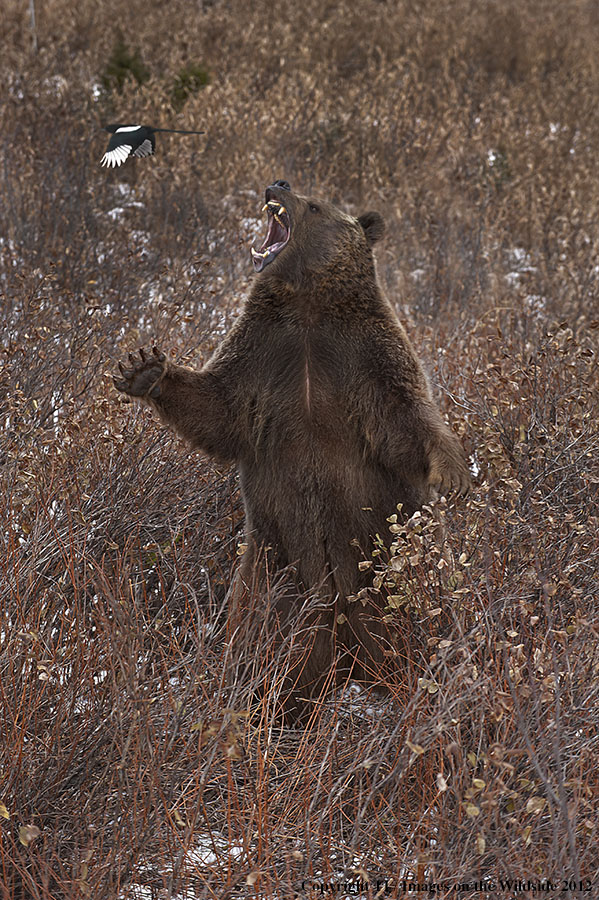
[226,554,342,724]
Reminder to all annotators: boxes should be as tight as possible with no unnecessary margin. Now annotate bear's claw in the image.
[113,346,167,399]
[427,445,472,498]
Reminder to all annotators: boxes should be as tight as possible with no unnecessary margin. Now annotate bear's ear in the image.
[357,211,385,246]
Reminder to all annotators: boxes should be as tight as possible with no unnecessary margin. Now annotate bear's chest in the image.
[266,327,346,414]
[243,324,360,455]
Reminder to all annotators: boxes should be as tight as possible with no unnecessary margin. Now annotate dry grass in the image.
[1,0,598,897]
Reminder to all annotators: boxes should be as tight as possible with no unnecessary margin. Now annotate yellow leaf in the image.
[526,796,545,815]
[0,803,9,820]
[19,824,40,846]
[464,803,480,818]
[406,739,425,755]
[172,809,186,827]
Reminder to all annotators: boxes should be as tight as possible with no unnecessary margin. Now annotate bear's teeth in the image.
[251,247,269,259]
[264,200,287,221]
[274,214,285,227]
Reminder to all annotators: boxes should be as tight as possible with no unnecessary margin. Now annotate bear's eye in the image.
[308,203,320,213]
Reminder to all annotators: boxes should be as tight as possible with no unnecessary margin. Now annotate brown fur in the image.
[114,184,470,719]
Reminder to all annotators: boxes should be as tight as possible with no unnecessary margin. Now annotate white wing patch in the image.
[133,139,154,158]
[100,145,133,167]
[115,125,141,133]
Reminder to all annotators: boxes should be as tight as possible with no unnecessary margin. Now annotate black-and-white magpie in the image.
[100,124,205,167]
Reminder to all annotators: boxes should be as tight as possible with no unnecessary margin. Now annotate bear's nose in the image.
[272,179,291,191]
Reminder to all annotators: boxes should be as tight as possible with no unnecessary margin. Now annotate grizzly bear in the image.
[114,179,470,719]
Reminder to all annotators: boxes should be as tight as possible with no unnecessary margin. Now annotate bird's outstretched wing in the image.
[101,133,134,168]
[99,123,202,167]
[132,134,155,158]
[100,125,148,167]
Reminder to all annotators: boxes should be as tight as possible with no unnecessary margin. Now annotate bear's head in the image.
[251,181,385,288]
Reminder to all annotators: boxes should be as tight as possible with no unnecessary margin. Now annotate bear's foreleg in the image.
[113,347,240,461]
[423,411,471,497]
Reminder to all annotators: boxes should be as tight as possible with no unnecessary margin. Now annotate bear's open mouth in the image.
[251,199,291,272]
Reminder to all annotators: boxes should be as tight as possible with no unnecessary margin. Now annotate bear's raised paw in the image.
[113,347,167,399]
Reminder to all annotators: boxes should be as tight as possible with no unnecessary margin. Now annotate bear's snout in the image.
[271,179,291,191]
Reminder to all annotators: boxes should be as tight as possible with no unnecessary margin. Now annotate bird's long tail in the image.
[153,128,205,135]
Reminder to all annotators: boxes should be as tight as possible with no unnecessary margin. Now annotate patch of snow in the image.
[505,246,537,285]
[337,682,381,720]
[43,75,68,97]
[130,231,149,245]
[524,294,547,317]
[186,834,244,868]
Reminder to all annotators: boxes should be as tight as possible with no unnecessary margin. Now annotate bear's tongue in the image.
[251,202,290,272]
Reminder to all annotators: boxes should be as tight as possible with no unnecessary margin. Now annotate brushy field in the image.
[1,0,598,897]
